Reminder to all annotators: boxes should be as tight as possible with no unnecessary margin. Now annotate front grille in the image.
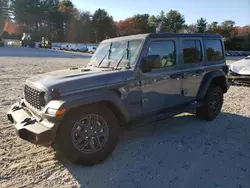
[24,85,44,110]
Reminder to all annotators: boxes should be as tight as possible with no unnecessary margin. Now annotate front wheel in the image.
[196,86,223,121]
[56,104,119,166]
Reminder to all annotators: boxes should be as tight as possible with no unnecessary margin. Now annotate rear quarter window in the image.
[182,39,202,63]
[204,39,224,61]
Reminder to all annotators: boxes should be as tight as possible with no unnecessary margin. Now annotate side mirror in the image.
[142,55,161,73]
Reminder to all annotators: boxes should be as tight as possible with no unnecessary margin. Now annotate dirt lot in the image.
[0,47,250,188]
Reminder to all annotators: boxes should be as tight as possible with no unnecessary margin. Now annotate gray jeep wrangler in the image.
[7,33,230,166]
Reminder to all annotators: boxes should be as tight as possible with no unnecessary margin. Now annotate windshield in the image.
[89,39,143,68]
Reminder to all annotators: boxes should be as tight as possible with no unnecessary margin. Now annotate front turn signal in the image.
[55,109,66,116]
[46,108,66,116]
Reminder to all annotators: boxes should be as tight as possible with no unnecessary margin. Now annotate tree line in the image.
[1,0,250,50]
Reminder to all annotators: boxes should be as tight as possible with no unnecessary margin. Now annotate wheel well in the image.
[211,76,227,93]
[98,101,125,126]
[65,101,126,126]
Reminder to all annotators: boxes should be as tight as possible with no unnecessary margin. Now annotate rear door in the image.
[180,37,206,102]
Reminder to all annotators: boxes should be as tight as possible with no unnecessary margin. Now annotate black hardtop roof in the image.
[101,32,222,43]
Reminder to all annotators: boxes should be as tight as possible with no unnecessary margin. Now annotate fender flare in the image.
[196,70,228,101]
[46,90,132,123]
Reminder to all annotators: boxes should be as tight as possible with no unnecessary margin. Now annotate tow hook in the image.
[7,114,14,123]
[12,106,22,112]
[21,118,31,124]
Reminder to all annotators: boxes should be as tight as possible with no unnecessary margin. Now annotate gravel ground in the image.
[0,47,250,188]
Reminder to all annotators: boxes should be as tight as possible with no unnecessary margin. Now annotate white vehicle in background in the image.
[60,44,69,51]
[60,43,97,53]
[52,44,61,50]
[229,56,250,86]
[68,44,88,52]
[77,45,88,52]
[88,46,97,54]
[68,44,78,51]
[230,56,250,75]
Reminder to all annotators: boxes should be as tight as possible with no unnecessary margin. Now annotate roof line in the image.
[101,32,222,43]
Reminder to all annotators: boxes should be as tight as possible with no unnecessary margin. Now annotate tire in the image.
[56,104,119,166]
[196,85,223,121]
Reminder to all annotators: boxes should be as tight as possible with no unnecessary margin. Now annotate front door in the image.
[139,38,183,115]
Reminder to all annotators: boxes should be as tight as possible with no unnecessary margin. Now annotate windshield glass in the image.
[89,39,143,68]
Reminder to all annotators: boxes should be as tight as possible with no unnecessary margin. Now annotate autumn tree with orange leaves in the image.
[3,21,22,35]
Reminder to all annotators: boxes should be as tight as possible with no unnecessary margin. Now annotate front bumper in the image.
[7,100,57,146]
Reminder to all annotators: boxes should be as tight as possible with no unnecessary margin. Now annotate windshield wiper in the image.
[114,51,128,70]
[97,52,108,67]
[97,43,112,68]
[114,42,130,70]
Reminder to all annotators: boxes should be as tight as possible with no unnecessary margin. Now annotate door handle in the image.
[170,73,183,79]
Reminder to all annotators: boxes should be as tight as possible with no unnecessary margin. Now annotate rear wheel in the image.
[56,104,119,166]
[196,85,223,121]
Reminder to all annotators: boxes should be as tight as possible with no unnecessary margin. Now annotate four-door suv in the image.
[7,33,230,166]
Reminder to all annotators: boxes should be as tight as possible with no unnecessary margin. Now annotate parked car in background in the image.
[229,56,250,86]
[52,44,61,50]
[233,52,241,56]
[77,45,88,52]
[60,44,69,51]
[241,52,249,56]
[68,44,78,51]
[230,56,250,75]
[7,40,21,46]
[67,44,88,52]
[88,46,97,54]
[225,51,250,57]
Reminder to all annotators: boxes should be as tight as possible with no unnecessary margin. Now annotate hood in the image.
[230,56,250,75]
[26,67,134,96]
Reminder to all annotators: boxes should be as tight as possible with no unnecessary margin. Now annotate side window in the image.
[204,39,224,61]
[147,41,176,68]
[182,40,202,63]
